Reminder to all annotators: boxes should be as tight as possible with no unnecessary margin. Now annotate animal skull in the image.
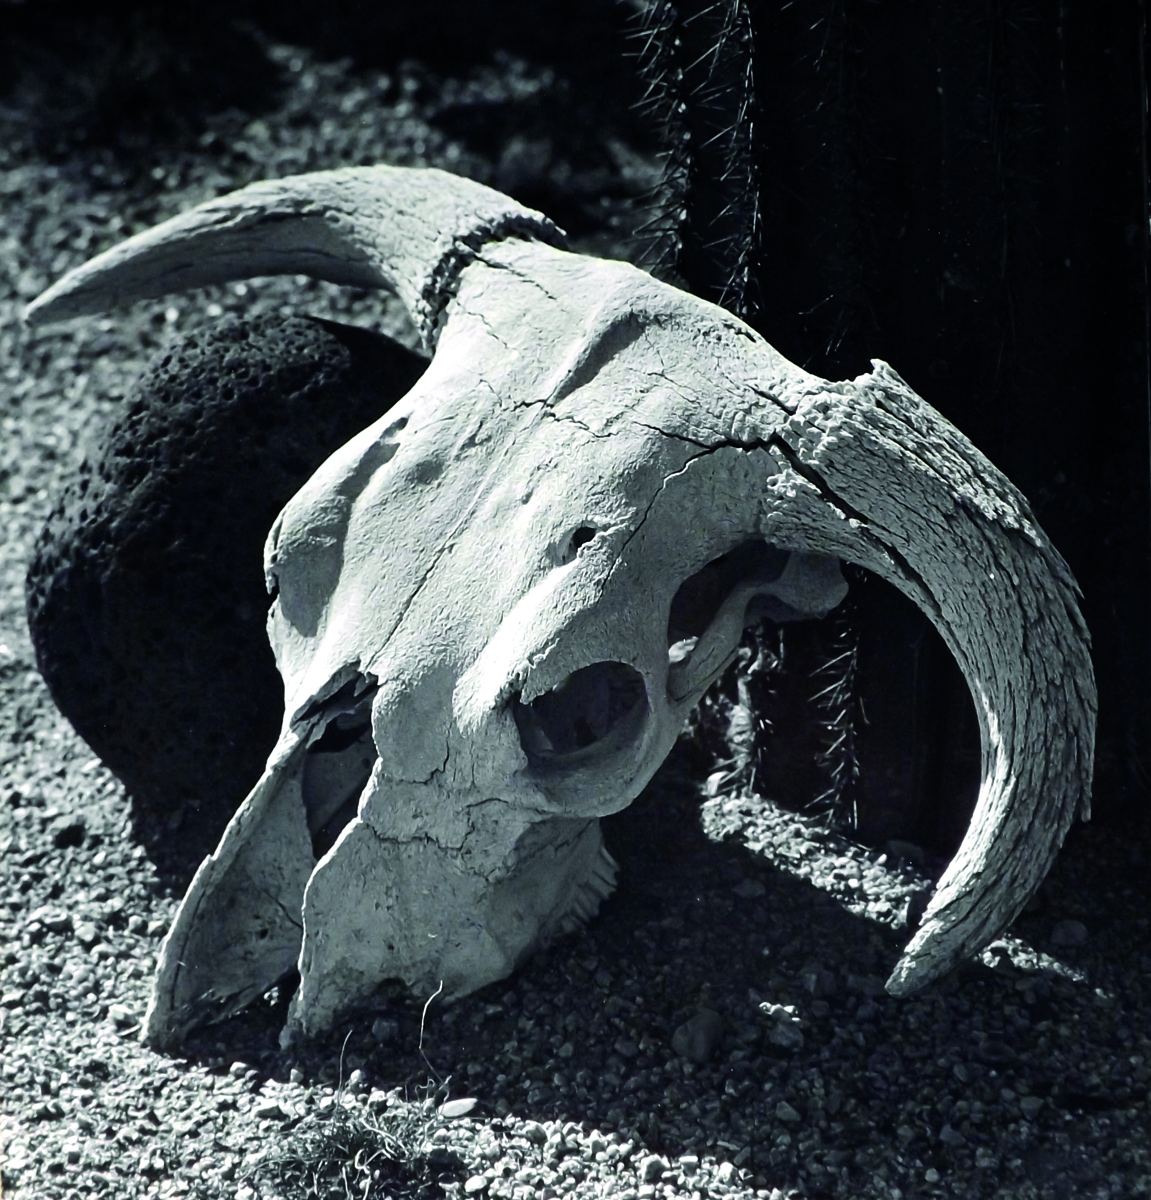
[26,166,1096,1049]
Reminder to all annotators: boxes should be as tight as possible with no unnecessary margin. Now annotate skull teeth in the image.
[587,845,619,896]
[550,845,619,939]
[567,846,619,928]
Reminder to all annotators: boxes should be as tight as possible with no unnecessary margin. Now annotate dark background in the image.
[3,0,1148,843]
[743,2,1151,838]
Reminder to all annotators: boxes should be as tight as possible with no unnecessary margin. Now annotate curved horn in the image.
[734,353,1096,995]
[24,166,564,353]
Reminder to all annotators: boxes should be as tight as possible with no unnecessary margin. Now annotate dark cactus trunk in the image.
[636,0,1150,847]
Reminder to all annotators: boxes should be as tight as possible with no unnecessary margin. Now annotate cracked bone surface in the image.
[26,166,1096,1049]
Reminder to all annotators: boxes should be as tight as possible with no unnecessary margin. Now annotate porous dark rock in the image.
[25,313,425,868]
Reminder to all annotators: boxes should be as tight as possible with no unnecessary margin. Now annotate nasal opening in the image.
[300,675,379,860]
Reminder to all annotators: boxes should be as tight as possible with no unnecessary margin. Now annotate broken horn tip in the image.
[883,962,917,998]
[884,960,942,1001]
[886,932,966,998]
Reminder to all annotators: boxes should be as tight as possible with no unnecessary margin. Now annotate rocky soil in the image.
[2,12,1150,1200]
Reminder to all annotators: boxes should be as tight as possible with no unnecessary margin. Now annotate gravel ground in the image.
[2,24,1151,1200]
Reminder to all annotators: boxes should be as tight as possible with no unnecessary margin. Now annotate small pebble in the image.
[979,1040,1016,1065]
[940,1124,966,1147]
[638,1155,665,1184]
[464,1175,489,1194]
[798,963,837,997]
[761,1003,805,1051]
[846,973,886,998]
[523,1121,547,1145]
[1050,918,1088,947]
[41,911,73,934]
[671,1009,723,1063]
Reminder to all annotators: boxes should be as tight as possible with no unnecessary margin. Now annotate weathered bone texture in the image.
[26,166,1096,1049]
[25,314,424,863]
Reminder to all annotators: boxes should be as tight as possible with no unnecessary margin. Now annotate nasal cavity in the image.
[300,676,379,860]
[513,661,646,759]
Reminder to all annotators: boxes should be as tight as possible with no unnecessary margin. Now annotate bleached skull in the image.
[26,167,1096,1049]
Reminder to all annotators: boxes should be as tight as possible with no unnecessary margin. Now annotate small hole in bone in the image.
[557,525,598,566]
[513,661,646,759]
[301,677,378,860]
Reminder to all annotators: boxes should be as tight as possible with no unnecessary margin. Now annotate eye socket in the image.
[512,661,647,760]
[557,525,597,565]
[666,540,790,645]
